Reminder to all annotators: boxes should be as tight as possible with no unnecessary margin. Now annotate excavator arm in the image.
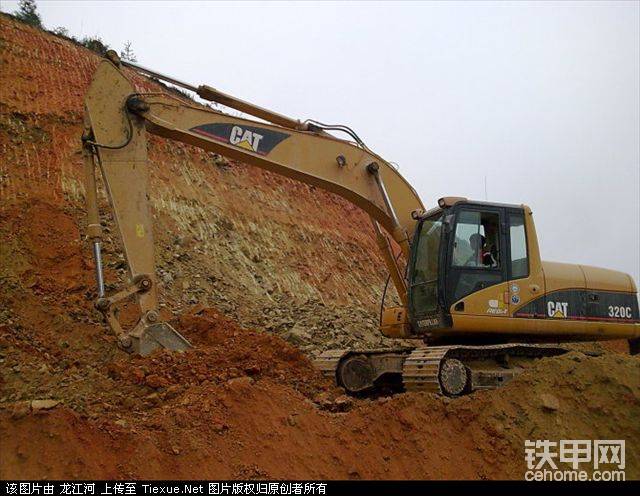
[82,53,424,355]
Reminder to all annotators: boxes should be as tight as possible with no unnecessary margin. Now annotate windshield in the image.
[410,213,443,316]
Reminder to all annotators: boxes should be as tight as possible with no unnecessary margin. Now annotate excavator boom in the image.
[83,54,423,354]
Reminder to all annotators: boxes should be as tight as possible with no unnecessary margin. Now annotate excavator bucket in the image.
[133,323,192,357]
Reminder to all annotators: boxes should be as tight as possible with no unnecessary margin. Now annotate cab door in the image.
[505,209,531,313]
[445,205,509,316]
[408,213,447,331]
[506,208,547,329]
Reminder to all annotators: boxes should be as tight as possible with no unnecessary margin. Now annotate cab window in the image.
[509,213,529,279]
[451,210,500,268]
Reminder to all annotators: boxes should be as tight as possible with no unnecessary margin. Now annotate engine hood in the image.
[542,261,637,293]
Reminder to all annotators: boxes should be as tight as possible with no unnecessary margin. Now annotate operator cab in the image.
[408,197,529,338]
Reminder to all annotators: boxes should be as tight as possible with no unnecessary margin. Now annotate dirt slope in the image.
[0,13,398,353]
[1,15,639,480]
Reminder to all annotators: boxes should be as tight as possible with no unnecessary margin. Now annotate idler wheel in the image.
[338,355,375,393]
[438,358,471,396]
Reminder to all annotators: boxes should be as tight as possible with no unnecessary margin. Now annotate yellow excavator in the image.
[82,52,639,397]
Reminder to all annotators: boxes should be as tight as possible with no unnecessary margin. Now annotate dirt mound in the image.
[2,347,638,479]
[117,309,330,400]
[0,301,332,420]
[1,15,639,481]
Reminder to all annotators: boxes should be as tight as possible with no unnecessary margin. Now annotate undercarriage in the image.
[314,343,569,397]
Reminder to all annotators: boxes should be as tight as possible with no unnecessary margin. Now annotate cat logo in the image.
[190,123,290,156]
[229,125,263,152]
[547,301,568,318]
[487,299,508,315]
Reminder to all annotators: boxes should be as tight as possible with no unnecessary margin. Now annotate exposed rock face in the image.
[0,13,402,354]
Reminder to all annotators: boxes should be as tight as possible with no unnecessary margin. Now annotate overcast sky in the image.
[3,1,639,283]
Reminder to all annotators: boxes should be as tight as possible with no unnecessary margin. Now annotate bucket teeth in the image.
[132,323,192,356]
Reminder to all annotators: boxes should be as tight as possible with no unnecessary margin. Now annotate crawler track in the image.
[314,343,568,396]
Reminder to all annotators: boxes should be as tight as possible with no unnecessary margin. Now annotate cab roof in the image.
[417,197,528,220]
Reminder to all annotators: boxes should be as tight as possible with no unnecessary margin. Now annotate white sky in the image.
[3,1,639,284]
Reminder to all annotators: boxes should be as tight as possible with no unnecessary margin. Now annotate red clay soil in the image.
[2,309,638,480]
[1,15,639,481]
